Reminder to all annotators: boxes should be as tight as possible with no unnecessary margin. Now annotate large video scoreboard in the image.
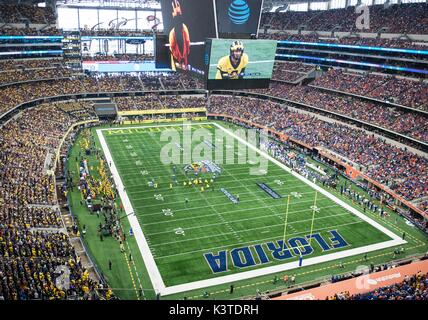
[157,0,269,89]
[159,0,217,75]
[205,38,277,90]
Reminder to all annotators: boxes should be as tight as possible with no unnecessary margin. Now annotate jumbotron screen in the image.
[205,38,277,90]
[160,0,217,76]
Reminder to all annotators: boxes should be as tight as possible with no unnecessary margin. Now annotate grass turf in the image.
[101,122,393,287]
[67,121,428,300]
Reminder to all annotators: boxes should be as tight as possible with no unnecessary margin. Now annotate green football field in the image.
[208,39,276,79]
[95,121,405,296]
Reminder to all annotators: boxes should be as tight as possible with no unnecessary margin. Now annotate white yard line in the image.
[97,129,166,295]
[134,192,329,212]
[221,165,290,231]
[154,220,362,260]
[130,187,314,202]
[212,122,404,243]
[160,239,402,296]
[149,211,352,245]
[118,164,286,176]
[98,122,406,297]
[127,180,309,196]
[141,202,339,226]
[120,169,288,184]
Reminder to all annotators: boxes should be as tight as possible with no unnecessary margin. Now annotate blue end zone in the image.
[257,182,281,199]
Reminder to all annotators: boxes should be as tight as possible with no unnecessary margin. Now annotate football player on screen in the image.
[215,40,249,80]
[168,0,191,71]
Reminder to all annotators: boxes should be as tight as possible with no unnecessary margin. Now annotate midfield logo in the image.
[183,160,222,175]
[159,123,269,176]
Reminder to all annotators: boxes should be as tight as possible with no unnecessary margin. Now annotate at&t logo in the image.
[228,0,250,25]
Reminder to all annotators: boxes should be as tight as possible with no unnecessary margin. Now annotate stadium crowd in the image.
[260,32,428,52]
[261,3,428,34]
[331,271,428,300]
[272,62,314,82]
[0,4,56,24]
[265,140,339,191]
[80,29,154,37]
[0,74,160,116]
[208,96,428,202]
[312,69,428,111]
[0,67,73,86]
[252,81,428,143]
[0,0,426,302]
[0,58,65,71]
[0,27,62,36]
[114,94,205,111]
[82,53,154,62]
[0,100,107,300]
[0,71,425,202]
[417,200,428,213]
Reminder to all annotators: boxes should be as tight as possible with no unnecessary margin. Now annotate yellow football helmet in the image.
[230,40,244,55]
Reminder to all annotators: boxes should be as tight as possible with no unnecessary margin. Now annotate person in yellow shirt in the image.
[106,288,113,300]
[215,41,249,80]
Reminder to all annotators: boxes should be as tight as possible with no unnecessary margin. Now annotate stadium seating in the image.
[80,29,154,37]
[261,3,428,34]
[0,66,73,86]
[334,271,428,300]
[0,4,56,24]
[312,69,428,111]
[208,95,428,201]
[0,59,65,71]
[0,101,106,300]
[114,94,206,111]
[0,71,426,204]
[0,1,428,301]
[253,81,428,143]
[0,27,62,36]
[261,33,428,52]
[1,0,427,303]
[272,62,314,82]
[82,54,154,62]
[418,201,428,213]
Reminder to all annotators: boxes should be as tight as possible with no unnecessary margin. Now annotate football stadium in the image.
[0,0,427,308]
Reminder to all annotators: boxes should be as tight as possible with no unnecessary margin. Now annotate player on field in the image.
[215,40,249,80]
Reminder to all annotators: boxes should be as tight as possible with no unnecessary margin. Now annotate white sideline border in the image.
[96,122,406,297]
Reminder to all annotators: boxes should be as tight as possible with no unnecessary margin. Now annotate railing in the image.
[309,84,428,116]
[212,89,428,152]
